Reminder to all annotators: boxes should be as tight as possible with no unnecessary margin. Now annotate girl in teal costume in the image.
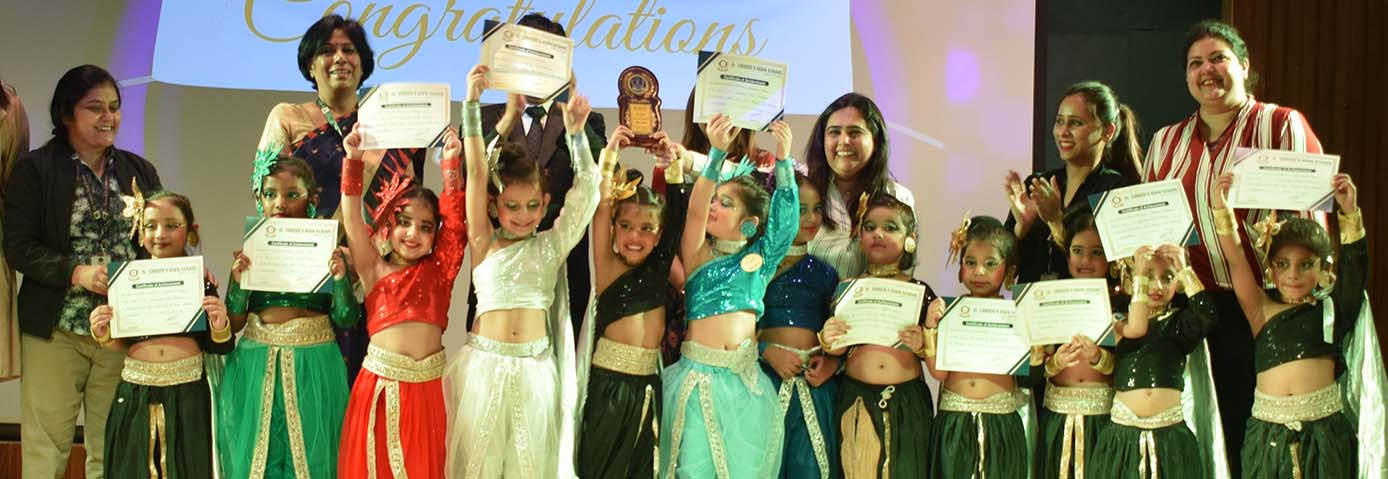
[659,114,797,479]
[218,152,360,478]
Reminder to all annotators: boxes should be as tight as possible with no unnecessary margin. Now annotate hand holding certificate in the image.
[240,217,339,293]
[107,256,207,338]
[1089,179,1197,261]
[936,297,1030,375]
[693,51,787,131]
[1013,278,1114,346]
[357,82,451,150]
[1227,148,1340,211]
[828,278,927,349]
[480,20,573,102]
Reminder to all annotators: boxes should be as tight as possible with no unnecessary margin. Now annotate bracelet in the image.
[1339,208,1364,244]
[90,327,114,347]
[1090,348,1116,376]
[599,148,620,178]
[1044,353,1067,377]
[921,326,938,358]
[210,321,232,344]
[816,331,834,351]
[1130,276,1150,296]
[225,281,250,317]
[461,101,483,138]
[1045,219,1069,250]
[341,158,364,196]
[1175,267,1204,296]
[1212,207,1240,244]
[700,148,727,180]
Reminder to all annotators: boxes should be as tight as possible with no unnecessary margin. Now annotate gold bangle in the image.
[1046,219,1069,249]
[1130,293,1150,306]
[817,331,834,351]
[1130,276,1150,297]
[210,322,232,344]
[1090,348,1116,376]
[1339,208,1365,244]
[1044,352,1067,377]
[664,155,685,184]
[1175,268,1204,296]
[599,149,620,177]
[1213,207,1240,244]
[921,326,938,358]
[91,328,114,347]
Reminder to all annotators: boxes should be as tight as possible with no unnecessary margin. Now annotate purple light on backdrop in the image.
[109,0,162,158]
[850,0,909,175]
[945,48,980,103]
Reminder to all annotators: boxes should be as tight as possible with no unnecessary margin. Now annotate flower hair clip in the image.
[717,157,757,183]
[121,178,146,241]
[609,174,641,204]
[945,211,972,267]
[369,158,417,236]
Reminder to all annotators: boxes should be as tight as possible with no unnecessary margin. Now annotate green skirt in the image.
[578,367,662,479]
[928,406,1027,478]
[104,377,214,478]
[835,376,932,479]
[217,334,349,479]
[1038,411,1111,479]
[1087,421,1206,478]
[1241,413,1356,479]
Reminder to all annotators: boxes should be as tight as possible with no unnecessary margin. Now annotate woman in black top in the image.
[1005,81,1142,282]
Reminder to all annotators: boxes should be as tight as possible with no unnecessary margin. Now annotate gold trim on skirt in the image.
[1252,382,1342,428]
[469,334,550,358]
[592,337,660,376]
[939,388,1019,415]
[680,340,760,392]
[363,343,445,383]
[243,313,335,346]
[122,354,203,386]
[1109,400,1183,429]
[1044,383,1114,416]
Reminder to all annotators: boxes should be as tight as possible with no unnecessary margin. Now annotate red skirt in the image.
[338,346,447,479]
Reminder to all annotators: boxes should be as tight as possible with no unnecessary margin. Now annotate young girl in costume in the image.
[336,122,465,478]
[819,194,936,479]
[922,216,1029,478]
[219,153,360,478]
[1035,208,1119,479]
[88,190,234,478]
[659,113,797,478]
[1213,172,1371,478]
[1085,242,1217,478]
[758,173,843,479]
[445,64,600,478]
[575,126,689,479]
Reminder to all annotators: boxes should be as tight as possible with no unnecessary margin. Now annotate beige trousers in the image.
[20,330,124,479]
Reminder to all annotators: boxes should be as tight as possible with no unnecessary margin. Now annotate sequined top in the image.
[685,154,798,321]
[1114,292,1218,391]
[233,277,360,329]
[807,180,915,279]
[474,133,600,316]
[127,272,234,354]
[364,187,466,335]
[759,254,839,330]
[595,184,689,332]
[1253,239,1368,374]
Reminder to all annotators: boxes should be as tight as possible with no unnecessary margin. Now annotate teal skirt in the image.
[660,349,783,478]
[217,337,349,479]
[928,408,1027,478]
[1241,413,1356,479]
[764,363,840,479]
[1086,421,1206,479]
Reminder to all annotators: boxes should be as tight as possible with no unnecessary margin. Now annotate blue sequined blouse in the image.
[759,255,839,330]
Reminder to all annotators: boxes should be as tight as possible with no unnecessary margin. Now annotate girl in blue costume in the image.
[1212,172,1372,478]
[219,152,360,478]
[758,173,842,479]
[659,113,797,479]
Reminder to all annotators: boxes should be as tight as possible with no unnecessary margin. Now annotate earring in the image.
[375,234,393,257]
[488,203,498,218]
[307,203,318,218]
[904,237,917,254]
[739,220,757,238]
[188,230,200,247]
[1317,270,1336,291]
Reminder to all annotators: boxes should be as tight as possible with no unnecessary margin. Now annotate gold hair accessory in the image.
[487,145,505,194]
[609,174,641,204]
[121,178,146,242]
[854,191,870,230]
[946,212,972,266]
[903,237,917,255]
[1250,212,1286,265]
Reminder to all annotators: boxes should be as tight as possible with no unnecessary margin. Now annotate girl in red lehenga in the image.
[336,125,466,478]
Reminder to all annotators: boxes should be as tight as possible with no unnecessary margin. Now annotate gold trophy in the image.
[617,66,662,148]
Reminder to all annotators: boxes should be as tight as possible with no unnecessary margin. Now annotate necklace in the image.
[496,228,536,241]
[866,263,901,278]
[785,243,808,257]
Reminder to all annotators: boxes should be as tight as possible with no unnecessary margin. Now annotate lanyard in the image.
[316,97,345,137]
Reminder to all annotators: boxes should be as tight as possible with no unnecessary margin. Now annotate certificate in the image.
[480,20,573,102]
[693,51,788,131]
[1227,148,1340,211]
[357,82,451,150]
[1089,179,1198,261]
[936,297,1030,375]
[240,217,338,294]
[1014,278,1114,346]
[828,278,927,349]
[107,256,207,338]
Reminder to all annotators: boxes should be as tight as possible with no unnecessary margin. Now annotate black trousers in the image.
[1204,289,1252,477]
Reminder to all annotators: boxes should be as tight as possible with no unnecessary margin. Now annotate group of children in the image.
[80,61,1373,479]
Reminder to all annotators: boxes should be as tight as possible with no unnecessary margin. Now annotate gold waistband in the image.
[593,337,660,375]
[362,344,444,383]
[469,334,550,358]
[1110,400,1184,429]
[244,313,335,346]
[939,388,1019,414]
[681,340,761,392]
[1252,383,1342,426]
[122,355,203,386]
[1044,384,1114,416]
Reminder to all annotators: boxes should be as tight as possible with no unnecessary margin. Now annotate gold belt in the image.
[681,340,761,393]
[122,354,203,386]
[243,313,335,346]
[1252,383,1342,428]
[470,334,550,358]
[362,343,444,383]
[593,337,660,375]
[1109,400,1184,429]
[1045,383,1114,416]
[939,388,1019,414]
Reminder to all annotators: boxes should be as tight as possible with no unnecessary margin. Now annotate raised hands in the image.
[561,92,592,135]
[769,120,793,160]
[466,64,490,102]
[705,114,742,153]
[1333,173,1358,214]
